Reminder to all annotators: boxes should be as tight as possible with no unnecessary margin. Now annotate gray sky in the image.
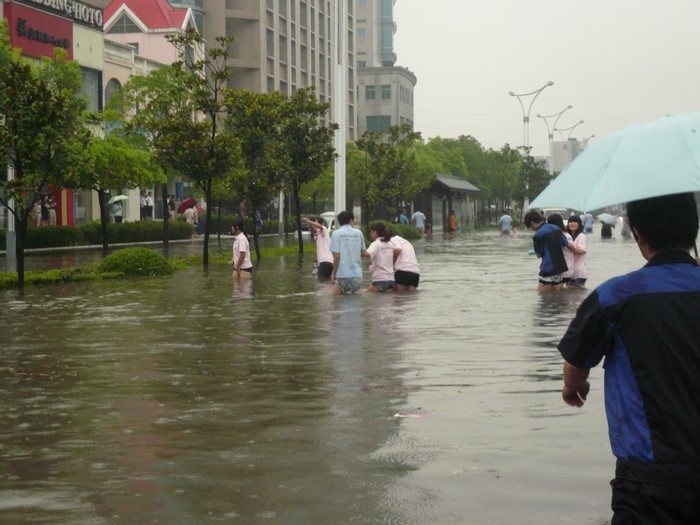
[393,0,700,157]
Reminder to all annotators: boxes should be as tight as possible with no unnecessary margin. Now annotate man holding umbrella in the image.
[558,192,700,523]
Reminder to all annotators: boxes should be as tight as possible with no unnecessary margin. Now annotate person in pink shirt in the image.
[362,223,401,292]
[390,233,421,291]
[303,216,334,280]
[566,215,588,288]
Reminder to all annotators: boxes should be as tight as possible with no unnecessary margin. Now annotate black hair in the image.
[370,222,392,242]
[626,192,698,251]
[524,210,544,229]
[337,210,354,226]
[567,215,584,239]
[547,213,565,232]
[233,220,249,240]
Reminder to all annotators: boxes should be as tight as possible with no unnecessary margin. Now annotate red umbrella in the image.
[177,197,197,214]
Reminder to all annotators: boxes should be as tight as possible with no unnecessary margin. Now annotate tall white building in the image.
[355,0,416,135]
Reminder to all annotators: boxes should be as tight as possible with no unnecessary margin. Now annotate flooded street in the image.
[0,230,646,524]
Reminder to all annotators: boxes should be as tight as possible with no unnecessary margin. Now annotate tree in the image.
[118,65,197,250]
[224,89,287,260]
[156,30,239,267]
[0,21,86,289]
[279,88,338,253]
[353,124,434,222]
[69,113,165,251]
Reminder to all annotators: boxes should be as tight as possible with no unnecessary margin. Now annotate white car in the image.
[540,208,573,227]
[320,211,337,231]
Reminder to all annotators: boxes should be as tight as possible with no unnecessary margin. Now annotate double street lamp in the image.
[509,81,554,149]
[537,105,573,174]
[554,120,584,141]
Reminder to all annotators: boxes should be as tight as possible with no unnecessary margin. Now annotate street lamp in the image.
[581,134,596,147]
[554,120,584,141]
[509,81,554,149]
[537,105,572,174]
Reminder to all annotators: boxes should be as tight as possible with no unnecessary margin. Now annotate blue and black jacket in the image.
[532,223,568,276]
[559,250,700,480]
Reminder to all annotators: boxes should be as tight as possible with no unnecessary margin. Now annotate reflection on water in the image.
[0,230,644,524]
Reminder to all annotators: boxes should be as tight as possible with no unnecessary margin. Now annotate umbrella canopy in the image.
[597,213,618,226]
[108,195,129,204]
[177,197,197,214]
[529,111,700,212]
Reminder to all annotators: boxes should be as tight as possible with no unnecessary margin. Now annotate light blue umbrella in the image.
[529,111,700,212]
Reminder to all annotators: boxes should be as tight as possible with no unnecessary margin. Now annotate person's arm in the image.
[303,217,323,230]
[562,361,590,407]
[392,248,402,262]
[235,250,246,277]
[331,252,340,279]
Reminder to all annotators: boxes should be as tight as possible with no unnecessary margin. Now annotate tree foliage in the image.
[0,20,86,288]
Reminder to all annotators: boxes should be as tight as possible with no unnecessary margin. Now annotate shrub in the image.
[98,247,174,276]
[368,221,422,240]
[26,225,84,248]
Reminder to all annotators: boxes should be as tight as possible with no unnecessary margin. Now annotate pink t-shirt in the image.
[390,235,420,274]
[571,233,587,279]
[233,232,252,270]
[366,238,396,281]
[314,226,333,264]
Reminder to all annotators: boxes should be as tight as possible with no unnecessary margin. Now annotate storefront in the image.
[2,0,104,227]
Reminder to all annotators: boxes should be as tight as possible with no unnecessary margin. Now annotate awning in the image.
[432,174,481,195]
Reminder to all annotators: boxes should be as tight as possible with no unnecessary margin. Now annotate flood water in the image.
[1,230,646,524]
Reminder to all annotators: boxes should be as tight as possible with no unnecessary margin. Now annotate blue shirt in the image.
[411,211,425,229]
[499,214,512,232]
[329,225,366,279]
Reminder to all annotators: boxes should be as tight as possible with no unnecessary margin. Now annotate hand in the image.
[562,381,590,407]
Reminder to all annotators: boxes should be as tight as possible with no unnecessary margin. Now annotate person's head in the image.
[567,215,583,238]
[524,210,545,230]
[369,222,392,242]
[232,220,247,235]
[626,192,698,252]
[337,210,354,226]
[547,213,565,232]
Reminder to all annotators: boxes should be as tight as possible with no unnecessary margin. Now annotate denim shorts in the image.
[372,280,395,292]
[336,277,363,294]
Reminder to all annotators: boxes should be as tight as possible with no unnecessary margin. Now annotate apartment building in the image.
[355,0,415,135]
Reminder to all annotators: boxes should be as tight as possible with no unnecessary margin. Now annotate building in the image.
[1,0,107,228]
[551,138,585,174]
[355,0,415,135]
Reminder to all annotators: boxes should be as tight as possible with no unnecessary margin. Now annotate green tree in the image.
[70,113,165,251]
[224,89,287,260]
[118,65,198,250]
[353,124,434,222]
[0,21,86,289]
[158,30,239,267]
[280,88,338,253]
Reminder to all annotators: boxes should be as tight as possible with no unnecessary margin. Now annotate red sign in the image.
[5,3,73,60]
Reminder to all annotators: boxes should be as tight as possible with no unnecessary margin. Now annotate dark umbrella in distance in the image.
[177,197,197,214]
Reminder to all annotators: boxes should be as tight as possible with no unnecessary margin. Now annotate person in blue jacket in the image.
[558,192,700,524]
[524,210,569,292]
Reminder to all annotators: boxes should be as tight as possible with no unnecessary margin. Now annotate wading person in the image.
[558,192,700,524]
[230,220,253,279]
[524,210,569,292]
[362,223,401,293]
[329,210,365,294]
[303,216,333,280]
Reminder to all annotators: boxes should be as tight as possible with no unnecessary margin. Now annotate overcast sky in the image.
[392,0,700,157]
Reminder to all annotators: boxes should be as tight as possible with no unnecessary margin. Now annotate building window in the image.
[357,0,367,5]
[108,14,141,34]
[366,115,391,133]
[381,84,391,99]
[365,85,375,100]
[357,60,366,68]
[357,27,366,38]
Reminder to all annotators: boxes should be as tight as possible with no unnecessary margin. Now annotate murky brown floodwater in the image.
[1,230,647,524]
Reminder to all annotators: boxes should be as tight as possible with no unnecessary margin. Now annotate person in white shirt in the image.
[389,234,420,291]
[230,220,253,279]
[303,216,334,279]
[411,210,426,234]
[362,223,402,292]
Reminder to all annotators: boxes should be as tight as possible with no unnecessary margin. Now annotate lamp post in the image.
[537,105,572,174]
[554,120,584,141]
[509,81,554,149]
[581,134,596,147]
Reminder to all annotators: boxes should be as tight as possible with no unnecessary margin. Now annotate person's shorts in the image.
[568,278,587,288]
[239,267,253,273]
[372,280,395,292]
[336,277,363,294]
[395,270,420,288]
[317,262,333,279]
[539,273,563,286]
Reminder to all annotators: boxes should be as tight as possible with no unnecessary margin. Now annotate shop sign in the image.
[14,0,103,29]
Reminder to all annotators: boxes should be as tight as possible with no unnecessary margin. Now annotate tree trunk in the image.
[294,185,304,254]
[203,179,212,268]
[16,214,27,290]
[161,183,169,252]
[216,198,223,243]
[98,189,109,252]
